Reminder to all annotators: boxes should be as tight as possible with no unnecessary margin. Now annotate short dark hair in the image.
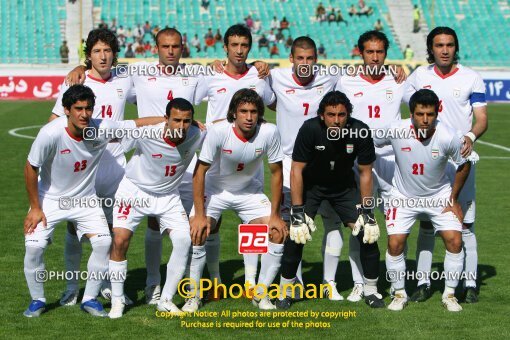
[62,85,96,110]
[426,26,459,64]
[165,97,194,118]
[291,36,317,57]
[223,24,252,48]
[227,89,264,123]
[409,89,440,114]
[358,30,389,53]
[84,28,120,69]
[317,91,353,116]
[155,27,183,46]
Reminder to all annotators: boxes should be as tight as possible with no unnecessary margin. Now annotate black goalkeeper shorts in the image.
[303,186,360,226]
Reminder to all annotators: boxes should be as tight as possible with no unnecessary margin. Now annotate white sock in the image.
[160,230,191,301]
[189,245,206,297]
[64,231,82,292]
[385,251,406,292]
[257,242,284,294]
[24,245,46,302]
[363,277,379,296]
[205,233,222,283]
[83,234,111,302]
[416,227,435,286]
[462,226,478,287]
[279,276,297,300]
[322,229,342,282]
[145,228,163,287]
[243,254,258,285]
[443,249,464,297]
[109,260,127,300]
[349,234,364,285]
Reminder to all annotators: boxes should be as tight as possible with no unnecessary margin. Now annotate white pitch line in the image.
[8,125,42,140]
[480,156,510,160]
[477,140,510,153]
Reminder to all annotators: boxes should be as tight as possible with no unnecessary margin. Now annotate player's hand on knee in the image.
[290,205,316,244]
[442,200,464,224]
[269,216,288,243]
[190,215,209,245]
[24,208,47,235]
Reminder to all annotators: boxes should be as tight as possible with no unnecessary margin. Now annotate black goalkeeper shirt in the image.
[292,116,376,193]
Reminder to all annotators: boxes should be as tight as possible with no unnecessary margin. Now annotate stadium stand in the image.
[0,0,66,63]
[418,0,510,66]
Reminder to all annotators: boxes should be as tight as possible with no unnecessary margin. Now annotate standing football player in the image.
[50,28,135,306]
[193,24,275,296]
[335,30,407,302]
[187,89,287,311]
[404,27,487,303]
[377,89,470,311]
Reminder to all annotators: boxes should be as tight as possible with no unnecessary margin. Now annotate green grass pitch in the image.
[1,101,509,339]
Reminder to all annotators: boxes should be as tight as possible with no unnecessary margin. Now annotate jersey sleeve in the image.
[373,123,393,148]
[447,133,467,166]
[402,70,418,104]
[198,126,219,164]
[470,73,487,107]
[262,77,276,105]
[51,81,70,117]
[292,122,315,163]
[194,74,209,105]
[27,129,56,167]
[266,125,284,163]
[126,76,137,104]
[334,76,344,92]
[355,125,376,165]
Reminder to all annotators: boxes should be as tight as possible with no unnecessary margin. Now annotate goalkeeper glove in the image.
[289,205,317,245]
[353,204,380,244]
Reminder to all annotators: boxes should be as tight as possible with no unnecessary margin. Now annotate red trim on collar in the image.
[292,72,315,87]
[163,135,176,147]
[232,126,249,143]
[360,73,384,84]
[433,65,459,79]
[65,127,83,141]
[87,73,111,83]
[223,66,250,80]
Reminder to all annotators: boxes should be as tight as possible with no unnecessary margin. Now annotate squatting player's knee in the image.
[387,237,406,256]
[443,234,462,253]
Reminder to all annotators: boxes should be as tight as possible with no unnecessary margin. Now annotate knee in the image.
[112,233,129,254]
[171,230,192,252]
[270,227,285,244]
[90,234,112,251]
[445,236,462,253]
[387,239,404,257]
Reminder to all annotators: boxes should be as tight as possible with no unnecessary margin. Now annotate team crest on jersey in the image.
[346,144,354,154]
[431,148,439,160]
[255,148,263,156]
[117,89,124,99]
[386,89,393,101]
[317,86,324,95]
[354,91,363,97]
[453,88,461,98]
[182,77,189,86]
[286,89,295,95]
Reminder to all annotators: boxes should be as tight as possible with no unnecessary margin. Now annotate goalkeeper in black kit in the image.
[276,91,384,309]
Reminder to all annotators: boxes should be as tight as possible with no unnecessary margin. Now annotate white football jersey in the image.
[199,120,283,192]
[270,67,338,156]
[194,65,275,123]
[336,74,406,156]
[374,118,466,198]
[404,64,486,134]
[28,116,136,200]
[122,123,205,194]
[52,70,135,160]
[130,61,198,117]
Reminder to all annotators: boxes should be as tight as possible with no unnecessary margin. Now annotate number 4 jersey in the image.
[374,118,467,198]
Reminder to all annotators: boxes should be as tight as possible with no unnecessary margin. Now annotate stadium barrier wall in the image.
[1,60,509,101]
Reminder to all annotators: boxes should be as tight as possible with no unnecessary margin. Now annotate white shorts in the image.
[353,154,395,209]
[190,187,271,224]
[25,196,109,247]
[282,155,342,225]
[113,177,190,233]
[95,155,126,223]
[385,188,462,235]
[446,161,475,223]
